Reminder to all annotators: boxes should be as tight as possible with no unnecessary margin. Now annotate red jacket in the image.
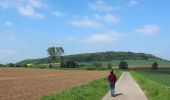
[108,73,117,84]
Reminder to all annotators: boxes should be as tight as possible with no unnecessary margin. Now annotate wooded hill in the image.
[16,51,162,65]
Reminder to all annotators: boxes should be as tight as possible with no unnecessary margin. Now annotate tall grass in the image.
[42,70,122,100]
[131,71,170,100]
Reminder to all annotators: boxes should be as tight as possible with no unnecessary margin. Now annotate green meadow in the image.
[131,70,170,100]
[79,60,170,67]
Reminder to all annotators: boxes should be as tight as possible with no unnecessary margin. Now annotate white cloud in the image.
[129,0,139,5]
[69,18,102,29]
[89,0,118,12]
[17,5,44,19]
[4,21,13,27]
[134,24,159,35]
[52,10,65,17]
[0,0,46,19]
[84,31,119,43]
[0,0,12,8]
[94,14,120,23]
[0,0,46,8]
[104,14,120,23]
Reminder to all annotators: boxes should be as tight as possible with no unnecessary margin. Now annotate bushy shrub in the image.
[152,62,158,70]
[7,63,15,67]
[49,64,53,68]
[60,60,67,68]
[39,65,48,69]
[67,61,77,68]
[60,60,78,68]
[22,64,27,67]
[15,64,21,67]
[119,61,128,69]
[0,64,7,67]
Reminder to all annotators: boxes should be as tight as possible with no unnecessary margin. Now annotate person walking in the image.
[108,69,117,97]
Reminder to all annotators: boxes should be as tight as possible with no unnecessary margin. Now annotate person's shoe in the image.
[111,94,115,97]
[112,94,116,97]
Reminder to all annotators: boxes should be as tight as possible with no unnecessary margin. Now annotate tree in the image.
[8,63,15,67]
[47,47,56,59]
[119,61,128,69]
[49,64,53,68]
[56,47,64,62]
[152,62,158,70]
[60,60,67,68]
[0,64,6,67]
[47,47,64,63]
[22,64,27,67]
[15,64,21,67]
[60,60,78,68]
[107,63,112,69]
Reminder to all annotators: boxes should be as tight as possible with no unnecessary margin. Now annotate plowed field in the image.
[0,68,108,100]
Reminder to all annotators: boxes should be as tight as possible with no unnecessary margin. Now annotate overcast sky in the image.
[0,0,170,63]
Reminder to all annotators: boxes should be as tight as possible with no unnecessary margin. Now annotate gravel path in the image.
[102,72,147,100]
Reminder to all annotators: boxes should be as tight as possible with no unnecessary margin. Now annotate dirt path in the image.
[102,72,147,100]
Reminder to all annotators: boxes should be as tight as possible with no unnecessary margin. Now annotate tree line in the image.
[0,46,161,70]
[16,50,162,66]
[118,61,158,70]
[64,51,162,62]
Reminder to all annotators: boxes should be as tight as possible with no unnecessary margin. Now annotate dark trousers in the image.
[110,84,115,96]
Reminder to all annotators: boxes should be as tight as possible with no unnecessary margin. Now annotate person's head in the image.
[110,69,113,74]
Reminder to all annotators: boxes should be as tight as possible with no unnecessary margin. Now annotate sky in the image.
[0,0,170,63]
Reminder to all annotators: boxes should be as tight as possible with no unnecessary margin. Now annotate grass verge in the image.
[131,71,170,100]
[41,70,122,100]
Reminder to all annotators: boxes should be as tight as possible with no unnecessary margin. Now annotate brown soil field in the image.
[0,67,108,100]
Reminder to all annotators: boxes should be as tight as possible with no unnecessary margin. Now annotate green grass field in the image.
[131,70,170,100]
[79,60,170,68]
[136,70,170,87]
[42,70,122,100]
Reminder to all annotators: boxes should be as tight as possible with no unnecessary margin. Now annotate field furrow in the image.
[0,68,108,100]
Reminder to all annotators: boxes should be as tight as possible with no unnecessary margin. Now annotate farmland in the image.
[80,60,170,68]
[0,67,108,100]
[136,70,170,87]
[42,71,122,100]
[131,70,170,100]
